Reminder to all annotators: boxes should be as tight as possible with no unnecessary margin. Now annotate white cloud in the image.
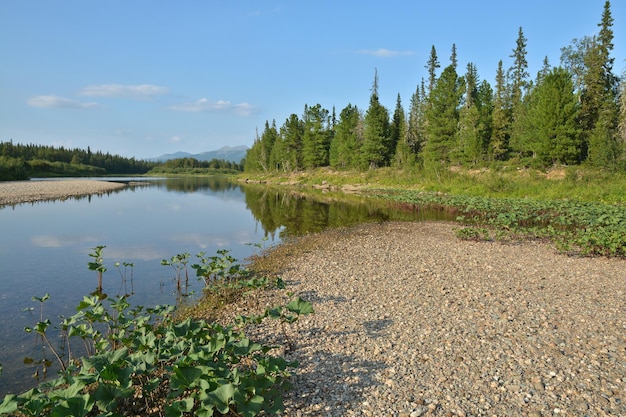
[234,102,255,116]
[169,98,256,116]
[358,48,414,57]
[80,84,168,99]
[27,95,99,109]
[169,135,182,144]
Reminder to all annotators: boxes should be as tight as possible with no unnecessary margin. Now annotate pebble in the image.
[243,222,626,415]
[0,179,126,206]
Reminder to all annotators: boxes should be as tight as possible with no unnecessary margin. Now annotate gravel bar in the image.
[0,179,126,206]
[244,222,625,416]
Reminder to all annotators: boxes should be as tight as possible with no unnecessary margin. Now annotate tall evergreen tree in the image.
[581,0,620,167]
[520,67,582,166]
[301,104,331,168]
[491,60,510,160]
[619,75,626,165]
[423,65,463,169]
[450,44,458,70]
[330,104,362,169]
[508,27,530,152]
[407,80,427,165]
[457,63,485,164]
[276,114,304,172]
[509,27,530,108]
[390,94,411,168]
[426,46,440,95]
[360,70,390,169]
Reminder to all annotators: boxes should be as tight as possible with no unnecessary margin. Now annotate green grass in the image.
[239,166,626,204]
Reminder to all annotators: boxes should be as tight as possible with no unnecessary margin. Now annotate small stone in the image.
[410,408,426,417]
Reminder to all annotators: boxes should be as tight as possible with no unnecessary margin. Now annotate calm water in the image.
[0,176,455,395]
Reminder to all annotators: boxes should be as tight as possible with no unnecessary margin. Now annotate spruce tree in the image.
[390,94,411,168]
[457,63,484,164]
[491,60,510,160]
[276,114,304,172]
[302,104,331,168]
[522,67,582,166]
[360,70,390,169]
[423,65,463,169]
[407,80,427,165]
[426,46,440,94]
[619,76,626,166]
[581,0,620,167]
[509,27,529,106]
[330,104,362,169]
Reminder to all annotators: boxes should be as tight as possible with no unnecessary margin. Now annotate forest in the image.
[0,141,244,180]
[0,141,157,180]
[243,1,626,175]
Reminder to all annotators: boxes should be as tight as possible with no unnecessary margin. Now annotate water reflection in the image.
[0,176,457,396]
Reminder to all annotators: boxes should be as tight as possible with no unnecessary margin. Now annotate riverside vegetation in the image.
[0,247,313,417]
[241,165,626,259]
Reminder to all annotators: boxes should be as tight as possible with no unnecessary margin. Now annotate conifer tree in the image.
[407,80,427,165]
[390,94,411,168]
[457,63,483,164]
[360,70,390,169]
[275,114,304,172]
[491,60,510,160]
[426,46,440,94]
[450,44,458,71]
[330,104,362,169]
[509,27,530,108]
[302,104,331,168]
[521,67,582,166]
[581,0,620,167]
[423,65,463,169]
[617,73,626,162]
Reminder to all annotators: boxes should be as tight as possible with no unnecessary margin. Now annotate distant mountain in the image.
[149,145,248,163]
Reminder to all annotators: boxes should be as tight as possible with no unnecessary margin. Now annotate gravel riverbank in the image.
[242,222,625,416]
[0,179,126,207]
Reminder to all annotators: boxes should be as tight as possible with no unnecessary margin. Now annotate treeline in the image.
[0,141,157,180]
[149,157,243,174]
[244,1,626,174]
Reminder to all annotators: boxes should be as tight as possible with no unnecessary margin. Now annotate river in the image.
[0,176,454,396]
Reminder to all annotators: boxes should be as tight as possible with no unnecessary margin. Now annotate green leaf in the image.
[171,366,203,390]
[165,397,195,417]
[0,395,18,415]
[234,390,265,417]
[286,297,314,315]
[50,394,93,417]
[208,383,235,414]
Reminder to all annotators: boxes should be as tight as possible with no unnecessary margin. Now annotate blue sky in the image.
[1,1,624,160]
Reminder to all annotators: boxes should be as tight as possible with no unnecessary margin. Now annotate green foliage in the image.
[301,104,332,169]
[241,4,624,174]
[423,65,464,169]
[1,249,313,417]
[514,67,582,166]
[0,141,156,180]
[87,245,107,294]
[360,70,391,169]
[149,157,243,175]
[330,104,361,169]
[379,189,626,258]
[455,226,491,241]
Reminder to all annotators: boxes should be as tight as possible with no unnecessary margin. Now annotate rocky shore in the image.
[0,179,126,207]
[242,222,625,416]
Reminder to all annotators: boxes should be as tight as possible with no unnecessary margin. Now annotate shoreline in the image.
[0,179,127,207]
[239,221,625,415]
